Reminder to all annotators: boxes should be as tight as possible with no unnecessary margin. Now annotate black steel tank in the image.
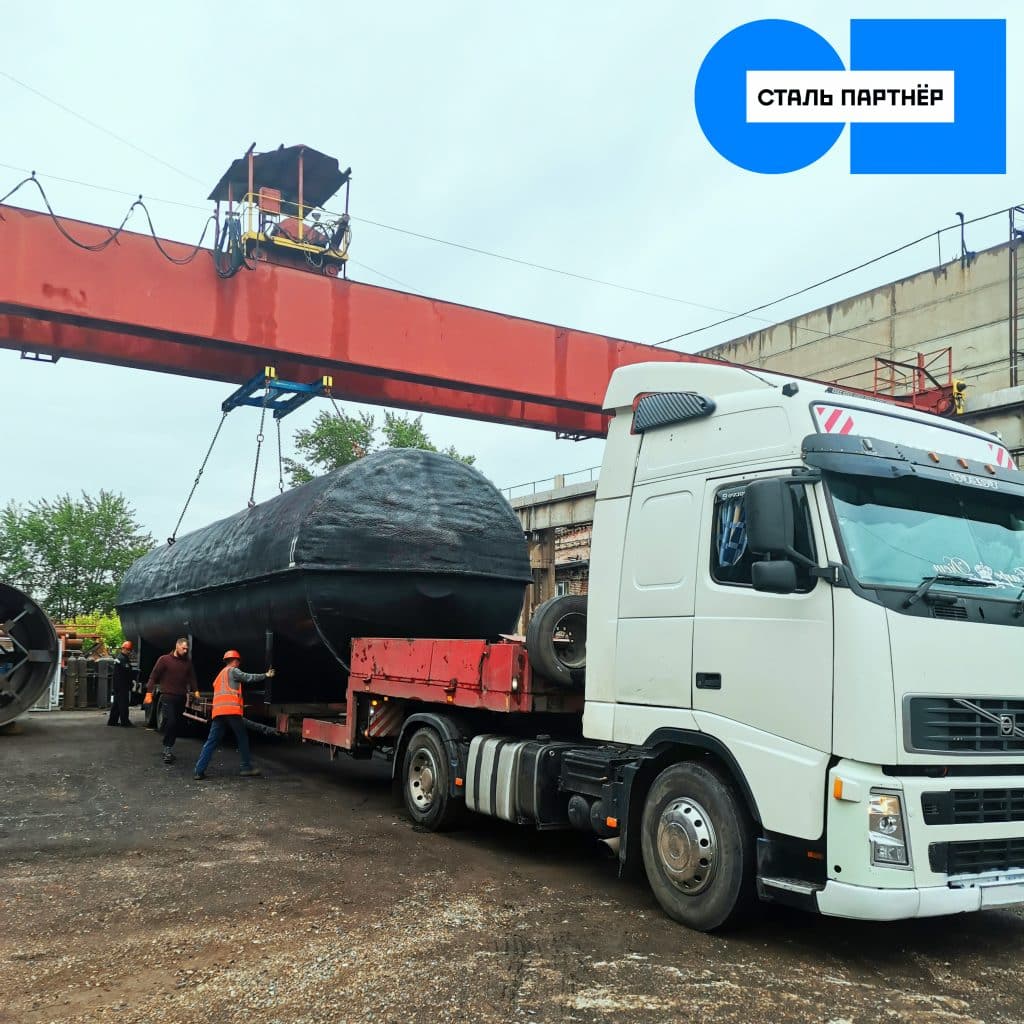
[117,449,531,694]
[0,582,59,726]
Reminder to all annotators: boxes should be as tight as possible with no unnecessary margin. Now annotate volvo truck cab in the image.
[584,362,1024,927]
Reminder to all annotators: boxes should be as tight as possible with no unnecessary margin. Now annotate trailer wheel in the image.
[640,762,755,931]
[402,727,463,831]
[526,595,587,688]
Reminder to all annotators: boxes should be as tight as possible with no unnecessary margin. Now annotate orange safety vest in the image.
[211,666,244,718]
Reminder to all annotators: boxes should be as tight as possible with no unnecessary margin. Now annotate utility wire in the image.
[653,207,1013,347]
[352,213,736,317]
[1,159,999,370]
[129,197,215,265]
[2,160,985,408]
[0,174,137,252]
[347,259,423,294]
[4,162,1014,381]
[0,174,215,264]
[3,66,1001,345]
[0,64,1017,364]
[0,160,211,212]
[0,70,205,185]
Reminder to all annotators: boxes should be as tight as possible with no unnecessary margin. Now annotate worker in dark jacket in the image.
[106,640,135,727]
[194,650,274,780]
[147,637,198,765]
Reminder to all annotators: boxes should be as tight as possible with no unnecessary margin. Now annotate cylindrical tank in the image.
[117,450,531,683]
[0,582,59,726]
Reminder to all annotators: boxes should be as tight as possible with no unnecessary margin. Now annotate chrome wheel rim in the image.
[656,798,717,896]
[408,747,438,812]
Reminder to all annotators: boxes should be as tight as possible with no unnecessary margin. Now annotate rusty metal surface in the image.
[0,205,692,435]
[349,637,582,715]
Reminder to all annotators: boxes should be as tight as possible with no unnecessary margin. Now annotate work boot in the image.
[193,772,206,781]
[162,748,175,765]
[239,767,261,777]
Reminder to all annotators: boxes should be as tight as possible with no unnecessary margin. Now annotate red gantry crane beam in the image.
[0,206,700,437]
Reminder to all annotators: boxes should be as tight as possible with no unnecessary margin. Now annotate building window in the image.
[556,581,569,596]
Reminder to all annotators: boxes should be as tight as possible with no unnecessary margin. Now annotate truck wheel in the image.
[526,595,587,687]
[640,762,755,931]
[402,727,463,831]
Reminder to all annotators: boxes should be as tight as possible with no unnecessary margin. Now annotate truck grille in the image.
[922,789,1024,825]
[907,697,1024,754]
[929,838,1024,876]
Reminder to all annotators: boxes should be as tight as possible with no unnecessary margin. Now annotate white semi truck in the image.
[567,361,1024,928]
[164,360,1024,931]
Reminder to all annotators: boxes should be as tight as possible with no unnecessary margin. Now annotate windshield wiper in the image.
[904,574,997,608]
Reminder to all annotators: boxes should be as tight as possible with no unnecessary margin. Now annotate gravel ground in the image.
[3,711,1024,1024]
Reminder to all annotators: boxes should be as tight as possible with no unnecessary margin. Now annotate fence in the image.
[501,465,600,500]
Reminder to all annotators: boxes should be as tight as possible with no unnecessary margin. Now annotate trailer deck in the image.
[185,636,583,756]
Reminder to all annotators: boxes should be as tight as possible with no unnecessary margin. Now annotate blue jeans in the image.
[195,716,252,774]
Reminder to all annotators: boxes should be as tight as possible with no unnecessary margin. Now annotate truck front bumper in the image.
[817,876,1024,920]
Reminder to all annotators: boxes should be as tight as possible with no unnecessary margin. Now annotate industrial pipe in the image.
[0,582,59,726]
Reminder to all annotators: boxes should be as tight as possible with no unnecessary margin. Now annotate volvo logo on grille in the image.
[1000,714,1017,736]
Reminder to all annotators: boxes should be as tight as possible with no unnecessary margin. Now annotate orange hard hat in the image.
[121,640,133,651]
[223,649,242,661]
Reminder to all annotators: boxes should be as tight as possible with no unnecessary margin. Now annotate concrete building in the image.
[703,239,1024,457]
[509,478,596,632]
[510,228,1024,613]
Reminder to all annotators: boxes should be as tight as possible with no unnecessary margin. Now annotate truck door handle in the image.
[696,673,721,690]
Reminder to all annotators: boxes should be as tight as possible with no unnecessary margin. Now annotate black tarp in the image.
[119,450,530,603]
[117,451,531,683]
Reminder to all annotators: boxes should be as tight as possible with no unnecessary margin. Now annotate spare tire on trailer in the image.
[526,595,587,689]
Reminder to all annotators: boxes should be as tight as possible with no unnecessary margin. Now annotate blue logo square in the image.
[849,19,1005,174]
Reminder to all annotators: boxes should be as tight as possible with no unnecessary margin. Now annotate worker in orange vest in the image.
[193,650,275,780]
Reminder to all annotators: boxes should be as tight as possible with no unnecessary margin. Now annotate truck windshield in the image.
[825,472,1024,596]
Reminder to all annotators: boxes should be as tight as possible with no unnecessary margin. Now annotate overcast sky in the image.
[2,0,1020,540]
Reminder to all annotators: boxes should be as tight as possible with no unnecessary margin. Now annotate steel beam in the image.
[0,314,609,436]
[0,205,696,435]
[513,482,598,531]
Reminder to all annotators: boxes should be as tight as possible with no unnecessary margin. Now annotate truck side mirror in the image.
[745,478,795,555]
[751,560,798,594]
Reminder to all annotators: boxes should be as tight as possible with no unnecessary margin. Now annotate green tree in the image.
[0,492,153,621]
[380,412,476,465]
[285,409,474,486]
[68,611,125,654]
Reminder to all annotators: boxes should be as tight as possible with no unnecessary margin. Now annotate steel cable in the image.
[168,411,230,546]
[248,388,271,509]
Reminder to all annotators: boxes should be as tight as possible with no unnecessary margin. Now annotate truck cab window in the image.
[711,482,816,590]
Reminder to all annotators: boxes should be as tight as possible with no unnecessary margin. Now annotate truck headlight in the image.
[869,790,909,867]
